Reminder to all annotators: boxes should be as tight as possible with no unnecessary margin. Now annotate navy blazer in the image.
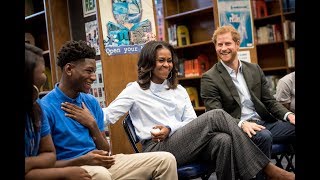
[200,60,289,124]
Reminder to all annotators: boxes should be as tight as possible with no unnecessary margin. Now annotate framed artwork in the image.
[98,0,157,56]
[217,0,254,48]
[89,60,106,108]
[85,20,100,55]
[83,0,96,17]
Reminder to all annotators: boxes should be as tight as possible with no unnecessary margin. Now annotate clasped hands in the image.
[150,125,170,143]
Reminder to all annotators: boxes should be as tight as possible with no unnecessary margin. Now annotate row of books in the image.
[178,54,211,77]
[251,0,295,19]
[251,0,268,18]
[185,87,200,108]
[255,24,282,44]
[282,0,295,12]
[167,24,191,47]
[286,47,295,68]
[283,20,295,41]
[168,24,177,46]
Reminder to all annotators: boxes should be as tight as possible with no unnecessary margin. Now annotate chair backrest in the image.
[122,114,140,153]
[122,114,214,180]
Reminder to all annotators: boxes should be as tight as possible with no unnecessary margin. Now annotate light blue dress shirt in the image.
[220,60,291,127]
[220,60,261,127]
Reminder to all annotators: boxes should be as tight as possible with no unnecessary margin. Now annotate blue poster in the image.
[98,0,157,56]
[218,0,254,48]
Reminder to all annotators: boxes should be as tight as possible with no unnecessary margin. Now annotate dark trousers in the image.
[252,120,295,180]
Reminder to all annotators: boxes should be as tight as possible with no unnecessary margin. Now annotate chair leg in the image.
[284,154,295,172]
[274,153,295,172]
[274,154,284,169]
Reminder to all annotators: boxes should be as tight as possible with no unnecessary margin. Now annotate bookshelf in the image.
[25,0,52,91]
[161,0,294,114]
[252,0,295,76]
[25,0,71,91]
[162,0,218,113]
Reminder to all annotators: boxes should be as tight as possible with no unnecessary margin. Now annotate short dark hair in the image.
[57,40,96,69]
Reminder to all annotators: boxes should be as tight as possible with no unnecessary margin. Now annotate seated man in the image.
[39,40,178,180]
[200,25,295,179]
[274,71,295,113]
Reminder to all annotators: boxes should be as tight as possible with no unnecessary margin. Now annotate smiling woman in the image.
[136,40,178,90]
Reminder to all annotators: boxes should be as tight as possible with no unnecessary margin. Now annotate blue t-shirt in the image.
[39,84,104,160]
[25,99,51,157]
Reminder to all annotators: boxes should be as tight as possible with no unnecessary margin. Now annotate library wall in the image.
[251,0,295,93]
[160,0,294,113]
[37,0,294,154]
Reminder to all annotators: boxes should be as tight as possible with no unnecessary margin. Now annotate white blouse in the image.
[103,80,197,140]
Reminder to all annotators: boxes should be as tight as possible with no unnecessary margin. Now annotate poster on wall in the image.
[237,50,251,62]
[98,0,157,56]
[85,20,100,55]
[217,0,254,48]
[89,60,107,108]
[154,0,164,41]
[83,0,96,17]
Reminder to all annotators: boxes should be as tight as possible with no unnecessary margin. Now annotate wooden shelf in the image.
[165,6,213,20]
[256,41,284,47]
[162,0,295,118]
[254,13,282,21]
[25,10,45,21]
[253,0,295,76]
[194,107,206,111]
[174,40,213,50]
[163,0,215,117]
[262,66,288,71]
[25,0,58,91]
[42,50,50,55]
[178,76,202,81]
[283,11,295,16]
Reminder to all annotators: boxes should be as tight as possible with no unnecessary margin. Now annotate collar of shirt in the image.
[150,79,168,93]
[54,83,82,105]
[220,59,243,76]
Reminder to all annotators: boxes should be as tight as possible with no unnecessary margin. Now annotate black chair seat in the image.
[178,162,213,180]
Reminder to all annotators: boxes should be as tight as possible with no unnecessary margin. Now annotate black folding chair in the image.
[271,143,295,172]
[122,114,214,180]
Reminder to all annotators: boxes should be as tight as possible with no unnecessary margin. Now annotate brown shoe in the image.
[264,163,295,180]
